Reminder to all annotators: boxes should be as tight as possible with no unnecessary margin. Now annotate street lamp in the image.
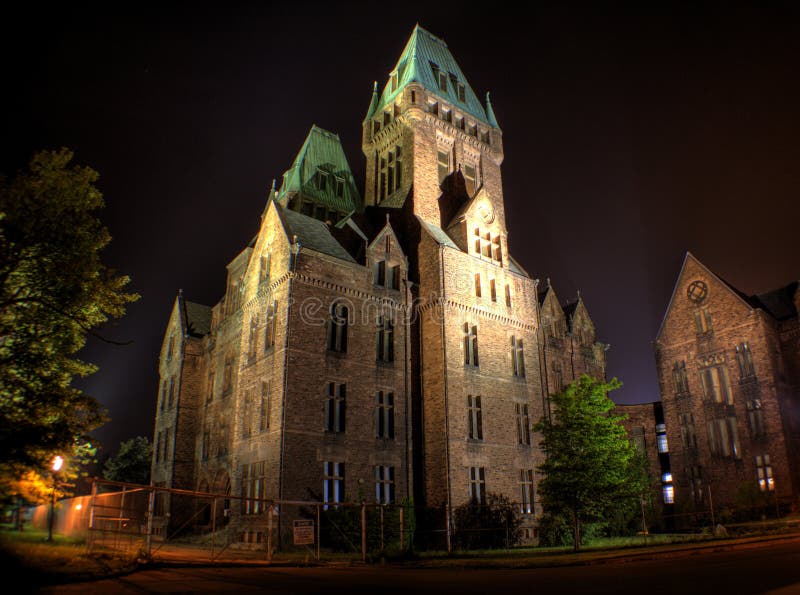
[47,456,63,542]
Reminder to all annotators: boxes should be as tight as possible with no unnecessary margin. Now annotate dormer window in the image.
[427,101,439,116]
[480,130,490,144]
[442,108,452,123]
[335,177,344,198]
[317,169,329,191]
[455,115,465,130]
[383,110,391,126]
[391,72,398,92]
[468,123,478,137]
[457,82,466,102]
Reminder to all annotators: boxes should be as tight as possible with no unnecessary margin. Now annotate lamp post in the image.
[47,456,63,542]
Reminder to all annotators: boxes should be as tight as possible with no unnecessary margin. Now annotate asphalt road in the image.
[42,540,800,594]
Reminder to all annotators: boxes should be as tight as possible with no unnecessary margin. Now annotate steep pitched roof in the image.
[370,25,493,127]
[279,206,356,263]
[276,125,360,215]
[183,300,212,337]
[752,281,799,321]
[416,215,459,249]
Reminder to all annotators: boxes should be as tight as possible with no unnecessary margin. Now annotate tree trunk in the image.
[572,511,581,552]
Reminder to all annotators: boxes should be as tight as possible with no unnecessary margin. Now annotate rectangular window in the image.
[746,399,766,437]
[756,454,775,492]
[376,260,386,286]
[248,315,259,360]
[694,308,713,333]
[656,423,669,453]
[260,382,270,432]
[505,284,512,308]
[463,323,479,367]
[375,466,395,504]
[241,461,266,515]
[437,150,450,183]
[707,417,741,458]
[335,177,344,198]
[490,279,497,302]
[457,82,466,102]
[223,356,233,395]
[519,469,534,514]
[202,429,210,461]
[515,403,531,445]
[700,364,732,404]
[325,382,346,433]
[662,484,675,504]
[323,462,345,508]
[736,342,756,378]
[376,315,394,362]
[265,301,278,349]
[679,413,698,450]
[242,390,252,438]
[511,336,526,378]
[375,391,395,439]
[464,163,477,195]
[474,273,482,298]
[672,360,690,394]
[468,467,486,505]
[467,395,483,440]
[260,253,271,284]
[438,70,448,91]
[327,303,348,352]
[317,169,329,191]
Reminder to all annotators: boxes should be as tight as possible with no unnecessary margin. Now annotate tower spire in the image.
[486,91,500,129]
[365,81,380,120]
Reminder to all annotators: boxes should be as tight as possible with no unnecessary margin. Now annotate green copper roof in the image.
[276,125,360,214]
[369,25,493,127]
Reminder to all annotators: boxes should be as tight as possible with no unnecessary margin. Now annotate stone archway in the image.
[211,469,232,527]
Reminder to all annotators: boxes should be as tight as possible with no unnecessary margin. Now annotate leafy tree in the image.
[0,148,138,486]
[534,375,647,551]
[103,436,152,485]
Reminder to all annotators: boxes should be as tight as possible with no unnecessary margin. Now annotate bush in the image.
[537,512,604,548]
[452,493,522,550]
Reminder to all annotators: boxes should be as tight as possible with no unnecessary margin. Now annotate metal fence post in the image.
[445,504,452,553]
[399,506,404,551]
[708,485,715,529]
[211,497,216,561]
[361,502,366,563]
[87,478,98,553]
[380,505,384,552]
[145,486,155,557]
[315,504,320,561]
[267,505,273,563]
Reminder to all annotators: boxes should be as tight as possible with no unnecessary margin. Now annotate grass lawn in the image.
[0,528,139,588]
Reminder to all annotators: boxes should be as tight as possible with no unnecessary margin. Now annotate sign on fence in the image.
[293,519,315,545]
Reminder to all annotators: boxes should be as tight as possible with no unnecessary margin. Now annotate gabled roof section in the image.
[276,125,360,215]
[416,215,459,249]
[655,252,756,341]
[370,25,493,127]
[278,205,356,263]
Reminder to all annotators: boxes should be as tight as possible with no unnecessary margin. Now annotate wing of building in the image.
[150,25,607,544]
[653,252,800,513]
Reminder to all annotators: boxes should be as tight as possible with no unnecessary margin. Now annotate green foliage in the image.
[103,436,152,485]
[534,375,648,551]
[317,500,415,554]
[452,492,522,550]
[0,148,139,488]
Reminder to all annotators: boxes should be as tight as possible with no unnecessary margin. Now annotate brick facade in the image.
[150,25,607,542]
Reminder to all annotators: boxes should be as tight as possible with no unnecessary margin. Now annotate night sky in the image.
[2,1,799,457]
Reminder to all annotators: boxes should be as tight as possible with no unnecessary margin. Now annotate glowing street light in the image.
[47,455,63,542]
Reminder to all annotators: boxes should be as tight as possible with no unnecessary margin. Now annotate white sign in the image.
[293,519,314,545]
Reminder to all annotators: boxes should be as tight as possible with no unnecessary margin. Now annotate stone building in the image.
[151,25,606,542]
[653,252,800,513]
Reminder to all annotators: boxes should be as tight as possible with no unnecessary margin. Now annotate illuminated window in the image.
[662,484,674,504]
[375,466,395,504]
[694,308,713,334]
[519,469,534,514]
[467,395,483,440]
[490,278,497,302]
[463,323,479,367]
[323,462,345,508]
[375,391,394,439]
[325,382,346,433]
[515,403,530,445]
[756,454,774,492]
[241,461,266,515]
[327,302,348,352]
[468,467,486,505]
[656,423,668,453]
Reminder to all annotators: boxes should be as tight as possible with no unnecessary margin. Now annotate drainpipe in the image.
[438,244,453,550]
